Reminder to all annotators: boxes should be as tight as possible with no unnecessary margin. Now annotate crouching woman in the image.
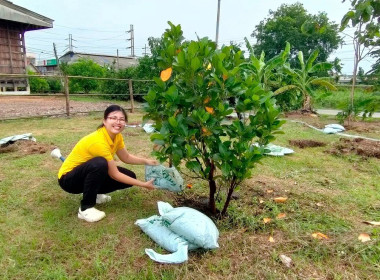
[58,105,157,222]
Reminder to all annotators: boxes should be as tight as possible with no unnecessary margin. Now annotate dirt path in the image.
[0,95,127,119]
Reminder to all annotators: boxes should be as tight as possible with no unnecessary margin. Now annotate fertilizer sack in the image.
[135,215,199,253]
[145,165,184,193]
[158,201,219,249]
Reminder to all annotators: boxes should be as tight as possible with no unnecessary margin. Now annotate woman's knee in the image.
[118,167,136,179]
[129,171,136,179]
[88,157,108,173]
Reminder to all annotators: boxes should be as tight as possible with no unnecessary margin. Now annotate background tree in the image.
[252,3,342,65]
[340,0,380,115]
[144,22,284,216]
[329,57,343,83]
[65,58,105,94]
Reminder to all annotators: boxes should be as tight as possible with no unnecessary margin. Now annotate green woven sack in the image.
[145,165,184,193]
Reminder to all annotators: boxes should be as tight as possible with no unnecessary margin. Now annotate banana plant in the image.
[243,38,290,90]
[274,49,337,112]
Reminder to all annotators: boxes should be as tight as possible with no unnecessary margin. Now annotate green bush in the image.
[47,78,63,93]
[101,57,156,101]
[28,71,49,93]
[65,59,105,94]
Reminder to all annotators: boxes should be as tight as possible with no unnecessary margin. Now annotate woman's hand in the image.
[145,159,159,166]
[142,179,156,190]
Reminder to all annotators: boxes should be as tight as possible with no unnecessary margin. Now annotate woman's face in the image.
[103,110,126,138]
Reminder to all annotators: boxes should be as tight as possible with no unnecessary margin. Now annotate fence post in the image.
[63,75,70,117]
[128,79,134,113]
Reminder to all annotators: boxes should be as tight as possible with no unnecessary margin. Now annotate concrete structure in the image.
[36,58,58,75]
[59,51,139,69]
[0,0,53,94]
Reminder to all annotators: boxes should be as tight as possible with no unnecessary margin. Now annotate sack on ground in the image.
[145,165,184,193]
[158,201,219,249]
[135,215,199,252]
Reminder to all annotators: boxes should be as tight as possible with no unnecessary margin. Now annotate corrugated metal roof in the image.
[0,0,53,30]
[60,52,139,69]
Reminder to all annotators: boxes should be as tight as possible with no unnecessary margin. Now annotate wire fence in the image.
[0,73,153,120]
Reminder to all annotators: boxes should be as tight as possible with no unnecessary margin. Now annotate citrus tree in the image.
[144,22,284,216]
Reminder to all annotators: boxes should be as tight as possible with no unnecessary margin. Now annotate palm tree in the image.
[274,49,337,112]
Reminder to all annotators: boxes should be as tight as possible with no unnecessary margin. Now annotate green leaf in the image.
[153,76,165,90]
[306,49,319,72]
[274,85,298,95]
[341,11,355,30]
[150,133,165,141]
[309,62,333,73]
[297,51,305,69]
[186,161,201,173]
[188,41,199,56]
[144,89,156,103]
[310,78,337,91]
[221,162,230,176]
[168,116,178,127]
[177,50,185,66]
[218,142,230,157]
[191,57,201,71]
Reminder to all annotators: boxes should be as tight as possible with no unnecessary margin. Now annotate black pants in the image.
[58,157,136,211]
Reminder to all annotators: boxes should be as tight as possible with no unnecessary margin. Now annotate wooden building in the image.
[0,0,53,94]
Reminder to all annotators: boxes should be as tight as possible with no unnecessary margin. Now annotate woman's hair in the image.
[97,105,128,129]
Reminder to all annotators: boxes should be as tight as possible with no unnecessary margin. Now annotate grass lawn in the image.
[0,112,379,279]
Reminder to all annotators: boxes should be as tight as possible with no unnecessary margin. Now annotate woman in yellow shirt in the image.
[58,105,157,222]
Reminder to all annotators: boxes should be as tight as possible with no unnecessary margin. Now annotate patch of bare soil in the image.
[326,138,380,159]
[284,111,380,135]
[345,122,380,134]
[0,95,119,119]
[174,194,216,217]
[289,139,327,148]
[0,140,53,157]
[284,111,323,128]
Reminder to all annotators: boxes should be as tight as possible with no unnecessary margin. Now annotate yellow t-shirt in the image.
[58,126,125,179]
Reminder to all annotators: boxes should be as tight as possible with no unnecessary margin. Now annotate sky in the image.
[10,0,376,74]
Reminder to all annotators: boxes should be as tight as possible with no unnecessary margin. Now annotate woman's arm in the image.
[116,148,158,165]
[107,159,155,190]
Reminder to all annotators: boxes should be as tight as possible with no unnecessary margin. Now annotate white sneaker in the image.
[78,207,106,222]
[96,194,111,204]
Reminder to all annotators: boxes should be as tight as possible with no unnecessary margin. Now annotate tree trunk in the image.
[221,178,236,216]
[349,46,359,124]
[208,162,217,215]
[302,94,312,112]
[349,22,362,124]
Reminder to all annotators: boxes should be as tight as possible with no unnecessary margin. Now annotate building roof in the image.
[59,52,139,69]
[0,0,53,30]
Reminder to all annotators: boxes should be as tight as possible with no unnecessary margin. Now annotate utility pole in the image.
[117,49,120,70]
[126,24,135,57]
[142,44,148,56]
[53,42,59,64]
[65,34,76,53]
[215,0,221,47]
